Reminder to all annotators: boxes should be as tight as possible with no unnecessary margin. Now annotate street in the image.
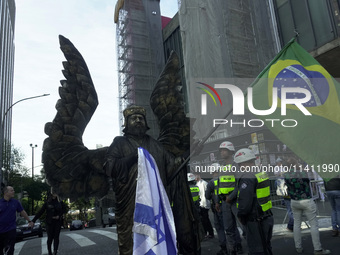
[13,221,339,255]
[13,200,338,255]
[14,226,118,255]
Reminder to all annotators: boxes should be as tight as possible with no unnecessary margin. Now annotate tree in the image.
[69,197,95,222]
[6,145,30,195]
[6,145,50,214]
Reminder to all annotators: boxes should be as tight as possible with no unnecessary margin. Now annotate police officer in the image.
[206,163,228,255]
[235,148,273,255]
[216,141,243,255]
[187,172,205,255]
[188,173,200,207]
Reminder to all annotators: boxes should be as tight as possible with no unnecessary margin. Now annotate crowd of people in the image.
[187,140,339,255]
[189,142,273,255]
[1,139,339,255]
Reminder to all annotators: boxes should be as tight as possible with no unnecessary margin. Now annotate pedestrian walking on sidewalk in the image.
[284,157,331,255]
[274,164,294,232]
[196,174,215,239]
[32,190,66,255]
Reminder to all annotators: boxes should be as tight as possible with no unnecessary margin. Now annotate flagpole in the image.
[168,38,297,184]
[167,112,231,184]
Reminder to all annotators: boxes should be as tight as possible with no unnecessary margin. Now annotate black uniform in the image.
[33,198,65,255]
[237,172,273,255]
[206,177,227,254]
[217,163,242,254]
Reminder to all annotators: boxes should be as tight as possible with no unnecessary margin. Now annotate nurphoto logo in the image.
[197,81,313,128]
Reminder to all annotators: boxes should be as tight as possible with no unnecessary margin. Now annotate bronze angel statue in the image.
[43,35,202,255]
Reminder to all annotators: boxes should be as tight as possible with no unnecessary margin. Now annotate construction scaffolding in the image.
[178,0,277,142]
[115,0,165,139]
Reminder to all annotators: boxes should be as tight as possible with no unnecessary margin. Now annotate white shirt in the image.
[196,179,211,209]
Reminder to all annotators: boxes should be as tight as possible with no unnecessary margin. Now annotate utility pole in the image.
[30,143,37,214]
[30,144,37,179]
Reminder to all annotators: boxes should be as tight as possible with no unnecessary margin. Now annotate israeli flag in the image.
[133,147,177,255]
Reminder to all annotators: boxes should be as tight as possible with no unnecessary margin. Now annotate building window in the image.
[274,0,336,51]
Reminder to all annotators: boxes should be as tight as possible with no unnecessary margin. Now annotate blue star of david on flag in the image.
[132,148,177,255]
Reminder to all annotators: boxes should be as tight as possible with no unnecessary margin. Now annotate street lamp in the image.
[30,143,37,214]
[30,144,38,179]
[0,94,50,194]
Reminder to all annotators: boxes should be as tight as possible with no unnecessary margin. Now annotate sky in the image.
[12,0,179,175]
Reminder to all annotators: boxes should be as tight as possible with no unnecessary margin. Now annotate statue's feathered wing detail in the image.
[150,51,193,156]
[150,52,202,253]
[42,35,109,200]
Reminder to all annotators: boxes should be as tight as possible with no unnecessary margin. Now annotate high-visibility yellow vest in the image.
[190,186,200,202]
[218,164,236,195]
[237,172,272,212]
[255,172,272,212]
[214,179,218,195]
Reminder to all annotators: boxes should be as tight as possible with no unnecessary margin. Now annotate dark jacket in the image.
[205,177,218,205]
[33,198,64,225]
[237,172,271,223]
[324,176,340,191]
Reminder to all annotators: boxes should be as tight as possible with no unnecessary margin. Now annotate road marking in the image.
[14,241,26,255]
[41,237,48,254]
[65,233,95,247]
[88,229,118,240]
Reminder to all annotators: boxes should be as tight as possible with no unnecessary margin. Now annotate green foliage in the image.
[20,197,30,212]
[4,144,49,215]
[6,144,97,223]
[68,197,96,222]
[9,173,49,200]
[2,144,29,175]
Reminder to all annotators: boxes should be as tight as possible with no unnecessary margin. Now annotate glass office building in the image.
[0,0,15,184]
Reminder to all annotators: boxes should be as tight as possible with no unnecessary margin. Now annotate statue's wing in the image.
[151,52,202,249]
[150,51,194,157]
[42,35,109,200]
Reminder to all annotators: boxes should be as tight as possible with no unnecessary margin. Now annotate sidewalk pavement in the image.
[201,200,338,255]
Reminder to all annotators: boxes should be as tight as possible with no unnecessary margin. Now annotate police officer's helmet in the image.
[219,141,235,151]
[234,148,256,164]
[187,173,196,182]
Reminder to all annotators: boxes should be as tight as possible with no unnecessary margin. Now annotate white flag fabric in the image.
[133,147,177,255]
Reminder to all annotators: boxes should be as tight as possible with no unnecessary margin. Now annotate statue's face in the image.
[126,114,147,136]
[128,114,145,127]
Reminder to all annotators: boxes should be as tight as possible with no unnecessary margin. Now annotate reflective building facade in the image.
[0,0,15,184]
